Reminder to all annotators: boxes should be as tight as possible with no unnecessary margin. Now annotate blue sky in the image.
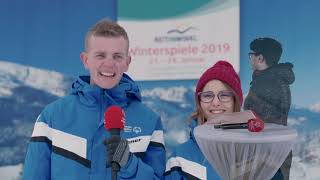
[0,0,116,76]
[0,0,319,108]
[240,0,320,108]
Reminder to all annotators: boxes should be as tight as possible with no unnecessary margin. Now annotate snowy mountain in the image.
[0,61,319,179]
[141,85,196,152]
[0,60,72,97]
[0,60,73,166]
[290,130,320,179]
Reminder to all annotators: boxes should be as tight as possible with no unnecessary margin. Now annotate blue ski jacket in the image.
[165,120,220,180]
[23,74,166,180]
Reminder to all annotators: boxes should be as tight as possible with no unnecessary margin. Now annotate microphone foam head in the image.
[104,105,125,131]
[248,118,264,132]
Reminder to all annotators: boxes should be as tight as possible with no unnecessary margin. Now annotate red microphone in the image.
[247,111,264,132]
[214,118,264,132]
[248,118,264,132]
[104,105,125,180]
[104,105,125,136]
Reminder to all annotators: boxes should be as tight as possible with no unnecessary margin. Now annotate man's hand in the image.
[104,135,130,168]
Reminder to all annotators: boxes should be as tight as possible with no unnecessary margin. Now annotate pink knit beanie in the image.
[195,60,243,105]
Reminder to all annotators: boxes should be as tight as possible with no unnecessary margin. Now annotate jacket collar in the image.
[71,73,141,108]
[252,62,295,85]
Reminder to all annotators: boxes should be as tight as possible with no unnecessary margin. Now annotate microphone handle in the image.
[214,123,248,129]
[109,128,120,136]
[111,163,120,180]
[109,128,120,180]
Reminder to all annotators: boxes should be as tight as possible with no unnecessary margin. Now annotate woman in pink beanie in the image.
[193,60,244,125]
[165,60,264,180]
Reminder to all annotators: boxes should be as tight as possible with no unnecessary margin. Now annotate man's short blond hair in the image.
[84,18,129,51]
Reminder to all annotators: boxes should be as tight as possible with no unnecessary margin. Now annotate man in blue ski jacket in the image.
[22,19,166,180]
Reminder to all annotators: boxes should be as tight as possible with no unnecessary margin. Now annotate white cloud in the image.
[288,117,307,126]
[164,129,189,145]
[141,86,188,103]
[0,87,13,97]
[0,164,22,180]
[0,60,69,97]
[310,103,320,113]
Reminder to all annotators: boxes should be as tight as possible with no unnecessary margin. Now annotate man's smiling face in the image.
[81,35,131,89]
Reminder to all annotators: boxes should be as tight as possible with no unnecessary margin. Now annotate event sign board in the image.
[119,1,239,80]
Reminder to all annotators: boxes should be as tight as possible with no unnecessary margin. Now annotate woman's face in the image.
[199,80,235,120]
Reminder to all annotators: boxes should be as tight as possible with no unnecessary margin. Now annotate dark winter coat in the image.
[244,62,295,180]
[244,62,295,125]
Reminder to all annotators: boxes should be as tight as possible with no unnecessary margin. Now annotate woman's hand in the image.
[205,112,234,125]
[206,110,256,125]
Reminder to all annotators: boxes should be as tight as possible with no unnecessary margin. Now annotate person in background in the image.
[165,60,263,180]
[22,19,165,180]
[244,37,295,180]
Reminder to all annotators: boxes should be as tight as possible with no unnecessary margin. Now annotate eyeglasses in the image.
[248,52,259,59]
[198,91,234,103]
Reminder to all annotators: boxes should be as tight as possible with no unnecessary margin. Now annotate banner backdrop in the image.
[119,0,239,80]
[0,0,320,179]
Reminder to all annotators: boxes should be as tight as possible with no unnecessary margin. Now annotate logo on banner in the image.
[154,25,198,43]
[167,26,198,34]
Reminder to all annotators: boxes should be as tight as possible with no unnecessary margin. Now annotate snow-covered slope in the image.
[0,60,73,166]
[0,60,72,97]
